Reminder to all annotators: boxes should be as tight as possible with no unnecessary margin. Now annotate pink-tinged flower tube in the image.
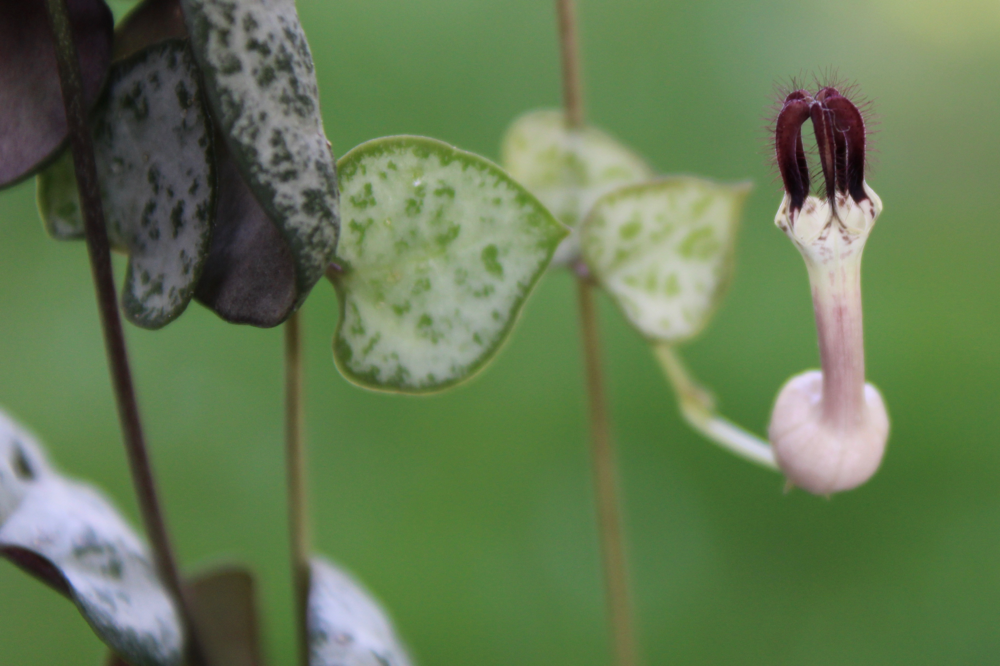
[768,86,889,495]
[0,0,113,188]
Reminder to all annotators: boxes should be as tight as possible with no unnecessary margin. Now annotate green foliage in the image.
[581,178,751,343]
[331,136,566,392]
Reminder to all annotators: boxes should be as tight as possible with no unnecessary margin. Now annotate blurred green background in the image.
[3,0,999,663]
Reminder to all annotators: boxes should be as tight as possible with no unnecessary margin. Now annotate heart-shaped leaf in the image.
[181,0,340,315]
[37,40,216,330]
[0,0,113,189]
[580,177,751,343]
[309,557,413,666]
[500,109,654,265]
[0,409,184,666]
[330,136,566,392]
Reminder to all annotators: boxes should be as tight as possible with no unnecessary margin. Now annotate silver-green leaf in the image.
[180,0,340,307]
[0,410,183,666]
[331,136,567,392]
[309,557,413,666]
[581,177,751,343]
[37,40,215,330]
[501,109,654,265]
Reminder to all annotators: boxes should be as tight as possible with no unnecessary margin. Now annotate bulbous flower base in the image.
[768,370,889,495]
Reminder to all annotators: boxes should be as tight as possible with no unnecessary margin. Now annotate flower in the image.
[767,85,889,495]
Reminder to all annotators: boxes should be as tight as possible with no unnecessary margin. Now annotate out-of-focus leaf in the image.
[37,40,215,330]
[331,136,566,392]
[309,557,413,666]
[181,0,340,314]
[581,177,751,342]
[186,566,264,666]
[114,0,188,61]
[0,409,184,666]
[500,109,653,265]
[107,565,265,666]
[0,0,113,189]
[193,140,299,327]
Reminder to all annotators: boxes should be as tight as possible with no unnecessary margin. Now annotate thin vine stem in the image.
[557,1,639,663]
[285,310,311,666]
[576,276,640,666]
[41,1,205,664]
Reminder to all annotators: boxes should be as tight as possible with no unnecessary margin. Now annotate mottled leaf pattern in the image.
[37,41,215,330]
[332,136,566,392]
[501,109,654,264]
[309,557,413,666]
[581,178,751,342]
[181,0,340,306]
[0,0,113,189]
[0,410,183,666]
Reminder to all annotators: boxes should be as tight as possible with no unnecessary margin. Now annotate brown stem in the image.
[41,1,205,663]
[556,0,584,129]
[576,279,640,666]
[285,310,311,666]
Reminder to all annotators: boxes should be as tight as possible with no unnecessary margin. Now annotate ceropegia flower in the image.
[0,0,113,189]
[767,84,889,495]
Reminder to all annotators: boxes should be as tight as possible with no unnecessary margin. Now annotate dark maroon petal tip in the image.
[0,0,113,189]
[775,91,812,213]
[773,85,870,214]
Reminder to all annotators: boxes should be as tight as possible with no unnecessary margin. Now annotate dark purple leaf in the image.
[0,0,113,188]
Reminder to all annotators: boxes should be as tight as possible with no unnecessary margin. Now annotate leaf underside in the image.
[309,557,413,666]
[0,0,113,189]
[37,40,216,330]
[193,139,299,327]
[500,109,654,265]
[181,0,340,308]
[332,136,566,392]
[581,177,751,343]
[0,410,183,666]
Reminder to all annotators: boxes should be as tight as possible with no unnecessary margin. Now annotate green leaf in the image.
[309,557,413,666]
[501,109,654,264]
[581,177,751,343]
[180,0,340,308]
[37,40,216,330]
[331,136,567,392]
[0,410,183,666]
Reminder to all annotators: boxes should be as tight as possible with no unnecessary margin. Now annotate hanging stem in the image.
[285,310,311,666]
[576,277,640,666]
[41,1,205,664]
[556,0,584,129]
[556,2,638,663]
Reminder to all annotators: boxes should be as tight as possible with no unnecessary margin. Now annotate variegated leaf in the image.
[181,0,340,310]
[37,40,215,330]
[331,136,566,392]
[309,557,413,666]
[581,177,751,342]
[0,410,183,666]
[500,109,654,265]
